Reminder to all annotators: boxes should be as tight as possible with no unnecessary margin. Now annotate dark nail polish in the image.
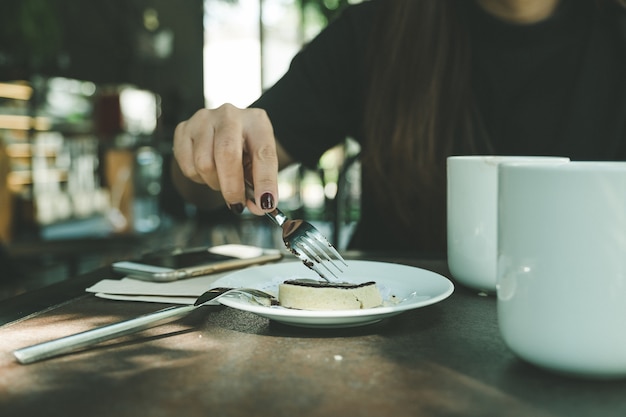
[229,203,244,214]
[260,193,275,210]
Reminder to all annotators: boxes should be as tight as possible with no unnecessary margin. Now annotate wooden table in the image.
[1,254,624,417]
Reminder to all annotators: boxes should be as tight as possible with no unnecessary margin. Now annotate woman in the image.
[172,0,626,256]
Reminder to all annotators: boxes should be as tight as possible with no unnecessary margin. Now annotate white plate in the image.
[213,260,454,328]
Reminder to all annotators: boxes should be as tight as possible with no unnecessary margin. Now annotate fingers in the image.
[172,104,279,216]
[242,109,279,215]
[173,109,220,190]
[212,106,246,212]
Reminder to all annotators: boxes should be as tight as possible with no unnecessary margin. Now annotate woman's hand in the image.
[173,103,286,215]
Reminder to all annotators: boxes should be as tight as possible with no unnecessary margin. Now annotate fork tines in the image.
[294,230,348,281]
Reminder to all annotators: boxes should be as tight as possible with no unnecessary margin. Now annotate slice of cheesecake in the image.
[278,279,382,310]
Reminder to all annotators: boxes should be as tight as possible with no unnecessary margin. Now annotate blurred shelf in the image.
[0,115,51,131]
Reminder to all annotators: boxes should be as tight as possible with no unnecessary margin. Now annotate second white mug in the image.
[497,161,626,378]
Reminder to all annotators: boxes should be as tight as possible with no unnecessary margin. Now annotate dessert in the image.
[278,279,383,310]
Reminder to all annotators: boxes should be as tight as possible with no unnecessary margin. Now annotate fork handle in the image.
[244,180,287,227]
[264,208,288,227]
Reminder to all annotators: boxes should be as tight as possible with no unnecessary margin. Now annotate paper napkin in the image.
[85,272,232,305]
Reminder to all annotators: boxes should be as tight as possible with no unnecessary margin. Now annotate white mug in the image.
[446,156,569,292]
[497,161,626,378]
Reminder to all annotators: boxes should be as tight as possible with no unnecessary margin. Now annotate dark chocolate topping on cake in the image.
[283,279,376,289]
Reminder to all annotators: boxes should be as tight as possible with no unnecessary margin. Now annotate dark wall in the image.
[0,0,205,131]
[1,0,206,221]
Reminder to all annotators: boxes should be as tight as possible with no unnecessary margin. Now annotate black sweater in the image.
[253,0,626,254]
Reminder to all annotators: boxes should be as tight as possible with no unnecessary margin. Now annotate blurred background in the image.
[0,0,362,297]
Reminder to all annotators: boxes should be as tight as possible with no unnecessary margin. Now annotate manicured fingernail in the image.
[260,193,275,210]
[229,203,244,214]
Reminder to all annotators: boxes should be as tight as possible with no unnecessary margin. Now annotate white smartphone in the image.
[111,244,283,282]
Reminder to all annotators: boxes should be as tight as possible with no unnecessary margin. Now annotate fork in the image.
[246,181,347,281]
[13,287,274,364]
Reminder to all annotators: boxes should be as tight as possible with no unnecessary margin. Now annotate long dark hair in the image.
[362,0,477,249]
